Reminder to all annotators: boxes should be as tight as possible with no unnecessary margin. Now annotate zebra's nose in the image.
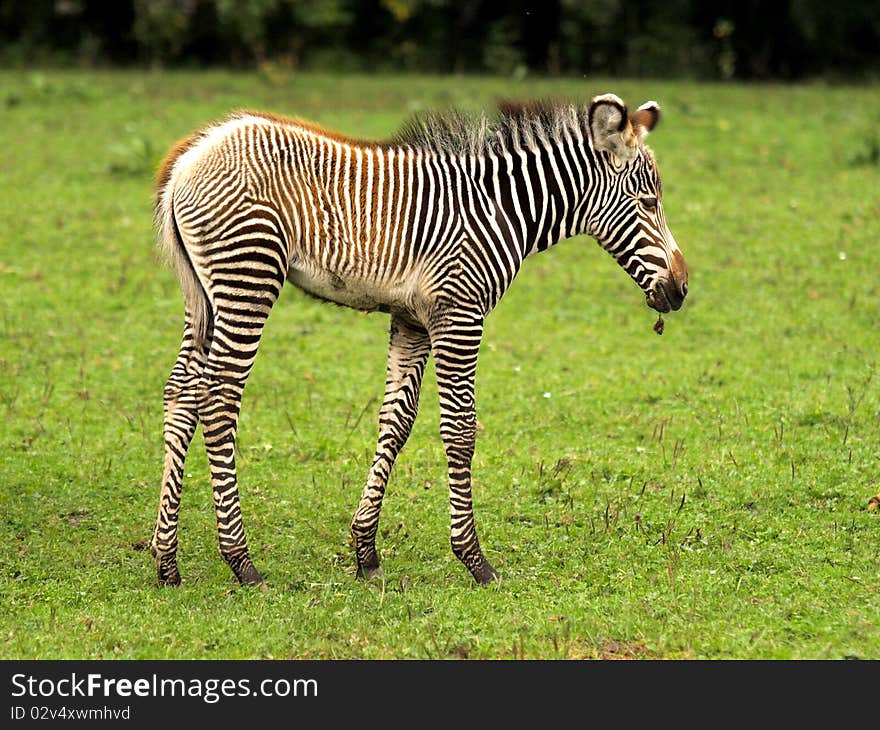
[670,249,688,306]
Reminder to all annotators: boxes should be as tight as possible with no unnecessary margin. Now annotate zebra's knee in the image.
[164,370,200,411]
[377,427,409,459]
[196,374,242,404]
[440,411,477,447]
[163,376,185,406]
[442,433,476,465]
[196,378,243,434]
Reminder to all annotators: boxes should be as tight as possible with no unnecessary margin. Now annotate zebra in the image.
[150,92,688,587]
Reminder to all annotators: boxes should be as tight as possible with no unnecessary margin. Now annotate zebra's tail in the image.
[155,185,212,351]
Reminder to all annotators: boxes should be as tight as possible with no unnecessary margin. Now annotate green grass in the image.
[1,70,879,659]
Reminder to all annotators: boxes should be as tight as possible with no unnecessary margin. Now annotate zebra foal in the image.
[150,92,688,586]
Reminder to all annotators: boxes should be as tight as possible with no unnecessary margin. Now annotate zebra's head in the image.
[585,94,688,314]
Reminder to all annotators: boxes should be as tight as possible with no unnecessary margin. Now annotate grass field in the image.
[1,70,879,659]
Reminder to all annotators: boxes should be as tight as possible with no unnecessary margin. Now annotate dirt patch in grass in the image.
[567,640,662,660]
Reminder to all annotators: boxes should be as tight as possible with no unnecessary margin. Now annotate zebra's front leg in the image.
[151,322,206,586]
[351,316,431,579]
[429,311,499,585]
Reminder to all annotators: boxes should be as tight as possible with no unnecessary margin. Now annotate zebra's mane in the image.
[391,98,587,155]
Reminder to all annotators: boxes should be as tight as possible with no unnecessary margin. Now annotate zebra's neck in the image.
[472,128,597,260]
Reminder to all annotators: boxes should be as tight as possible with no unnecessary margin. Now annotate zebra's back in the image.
[158,112,468,327]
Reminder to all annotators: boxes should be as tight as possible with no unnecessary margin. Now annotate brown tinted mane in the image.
[392,96,585,154]
[496,97,570,122]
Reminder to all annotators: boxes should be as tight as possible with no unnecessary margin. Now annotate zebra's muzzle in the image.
[646,277,686,313]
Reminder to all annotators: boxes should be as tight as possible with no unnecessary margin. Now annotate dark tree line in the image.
[2,0,879,80]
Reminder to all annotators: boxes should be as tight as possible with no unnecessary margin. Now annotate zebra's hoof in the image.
[356,564,384,580]
[236,563,265,587]
[470,560,500,586]
[223,552,264,586]
[156,557,181,587]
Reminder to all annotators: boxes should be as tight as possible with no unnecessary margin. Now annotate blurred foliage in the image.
[1,0,878,79]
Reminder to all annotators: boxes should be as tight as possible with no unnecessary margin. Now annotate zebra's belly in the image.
[286,262,414,314]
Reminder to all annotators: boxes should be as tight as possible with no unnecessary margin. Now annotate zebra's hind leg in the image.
[429,309,499,585]
[151,318,209,586]
[198,280,282,586]
[351,316,431,579]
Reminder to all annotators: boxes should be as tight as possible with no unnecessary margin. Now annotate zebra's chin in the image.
[645,288,672,314]
[646,278,685,313]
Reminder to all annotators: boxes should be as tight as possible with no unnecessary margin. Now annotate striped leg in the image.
[151,319,208,586]
[430,310,499,585]
[198,314,270,585]
[352,316,431,579]
[198,274,283,586]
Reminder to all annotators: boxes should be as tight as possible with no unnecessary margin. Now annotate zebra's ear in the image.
[630,101,661,140]
[589,93,638,163]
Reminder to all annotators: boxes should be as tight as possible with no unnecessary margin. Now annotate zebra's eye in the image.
[641,196,658,210]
